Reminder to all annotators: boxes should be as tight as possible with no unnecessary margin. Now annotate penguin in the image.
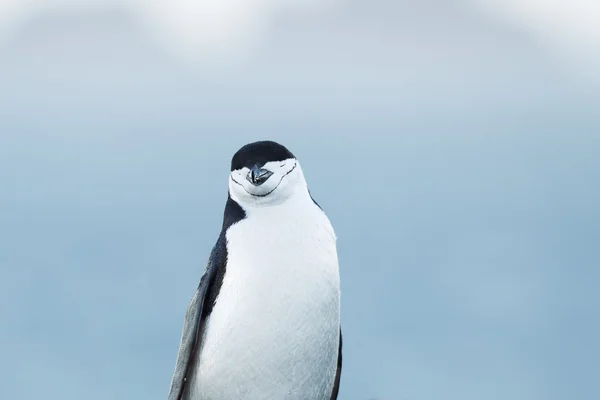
[167,140,342,400]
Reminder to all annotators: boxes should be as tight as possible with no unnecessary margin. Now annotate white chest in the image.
[191,197,341,400]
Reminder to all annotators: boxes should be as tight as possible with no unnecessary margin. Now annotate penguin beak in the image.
[247,165,274,186]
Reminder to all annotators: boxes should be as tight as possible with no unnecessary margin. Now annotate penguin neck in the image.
[224,186,336,279]
[231,186,315,217]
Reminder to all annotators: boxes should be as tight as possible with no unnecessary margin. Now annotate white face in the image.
[229,158,306,207]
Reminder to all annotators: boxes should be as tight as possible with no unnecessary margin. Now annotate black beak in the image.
[247,165,273,186]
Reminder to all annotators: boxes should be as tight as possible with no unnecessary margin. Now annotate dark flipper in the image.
[330,329,343,400]
[167,268,216,400]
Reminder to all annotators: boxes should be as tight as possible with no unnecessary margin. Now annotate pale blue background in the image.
[1,1,599,400]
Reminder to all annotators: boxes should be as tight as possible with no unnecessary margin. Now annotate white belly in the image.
[191,198,340,400]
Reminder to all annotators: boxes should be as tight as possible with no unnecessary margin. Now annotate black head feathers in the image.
[231,141,296,171]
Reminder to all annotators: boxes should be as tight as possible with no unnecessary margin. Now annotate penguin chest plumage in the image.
[192,199,341,400]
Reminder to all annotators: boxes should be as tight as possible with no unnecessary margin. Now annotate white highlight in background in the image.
[468,0,600,83]
[0,0,343,65]
[1,0,599,80]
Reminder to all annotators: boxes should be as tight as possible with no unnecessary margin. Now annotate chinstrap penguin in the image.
[168,141,342,400]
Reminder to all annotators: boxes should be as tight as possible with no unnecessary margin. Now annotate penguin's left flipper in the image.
[167,268,215,400]
[330,329,343,400]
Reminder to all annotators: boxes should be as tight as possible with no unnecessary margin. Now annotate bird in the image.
[167,140,342,400]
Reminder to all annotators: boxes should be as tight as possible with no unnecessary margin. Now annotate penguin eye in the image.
[280,162,286,167]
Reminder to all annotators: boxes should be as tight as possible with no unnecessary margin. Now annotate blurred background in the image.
[1,1,599,399]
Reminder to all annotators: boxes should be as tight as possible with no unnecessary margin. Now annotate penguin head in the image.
[228,141,306,206]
